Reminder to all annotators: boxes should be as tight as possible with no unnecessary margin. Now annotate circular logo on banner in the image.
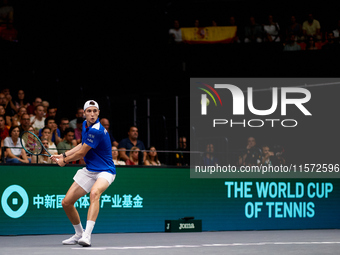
[1,185,29,218]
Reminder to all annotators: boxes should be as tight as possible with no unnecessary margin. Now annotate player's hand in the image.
[56,158,66,167]
[51,154,62,163]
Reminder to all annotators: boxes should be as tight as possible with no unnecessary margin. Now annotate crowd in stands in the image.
[237,136,285,167]
[0,88,174,166]
[199,136,285,167]
[169,13,340,51]
[0,0,17,42]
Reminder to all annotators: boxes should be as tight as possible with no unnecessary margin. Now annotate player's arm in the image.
[51,143,83,164]
[54,143,92,167]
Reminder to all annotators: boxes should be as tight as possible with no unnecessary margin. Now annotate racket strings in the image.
[22,132,43,154]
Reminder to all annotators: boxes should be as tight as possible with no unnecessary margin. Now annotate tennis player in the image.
[51,100,116,247]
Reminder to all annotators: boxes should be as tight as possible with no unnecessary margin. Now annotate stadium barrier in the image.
[1,164,340,235]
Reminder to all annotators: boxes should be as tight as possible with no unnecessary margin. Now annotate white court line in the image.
[72,241,340,250]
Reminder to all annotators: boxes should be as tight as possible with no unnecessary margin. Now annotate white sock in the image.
[84,220,95,235]
[73,223,84,236]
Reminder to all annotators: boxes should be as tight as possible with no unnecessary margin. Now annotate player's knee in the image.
[62,198,72,208]
[90,188,101,202]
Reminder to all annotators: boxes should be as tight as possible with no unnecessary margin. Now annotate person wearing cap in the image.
[51,100,116,247]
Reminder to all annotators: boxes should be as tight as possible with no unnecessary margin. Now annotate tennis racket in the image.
[20,131,52,157]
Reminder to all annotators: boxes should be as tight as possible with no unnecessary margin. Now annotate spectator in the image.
[228,16,241,43]
[59,117,70,139]
[0,0,13,24]
[69,107,84,129]
[240,136,262,166]
[263,14,280,42]
[125,146,140,165]
[30,104,45,135]
[270,145,286,165]
[262,145,274,166]
[286,15,302,41]
[144,146,161,166]
[31,137,55,164]
[244,16,264,43]
[0,135,3,162]
[42,101,49,117]
[47,106,57,119]
[202,143,219,166]
[332,20,340,39]
[14,89,30,111]
[0,21,17,42]
[27,97,42,116]
[118,125,146,163]
[112,146,126,165]
[322,31,338,50]
[57,127,75,154]
[40,126,58,156]
[4,126,30,163]
[302,13,321,41]
[306,36,318,50]
[11,106,27,126]
[283,34,301,51]
[100,118,118,147]
[0,115,9,141]
[0,91,16,119]
[74,117,83,145]
[18,113,31,133]
[39,116,61,145]
[0,105,10,126]
[175,136,189,166]
[169,20,182,44]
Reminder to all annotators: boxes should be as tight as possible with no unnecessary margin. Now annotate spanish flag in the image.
[181,26,237,44]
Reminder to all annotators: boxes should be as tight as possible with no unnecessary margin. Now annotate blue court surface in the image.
[0,229,339,255]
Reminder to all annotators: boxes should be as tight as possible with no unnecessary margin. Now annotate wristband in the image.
[63,152,67,158]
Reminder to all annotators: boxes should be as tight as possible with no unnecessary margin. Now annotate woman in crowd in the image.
[40,126,58,156]
[14,89,30,110]
[125,146,140,165]
[144,146,161,166]
[31,137,55,164]
[4,126,30,163]
[112,146,126,165]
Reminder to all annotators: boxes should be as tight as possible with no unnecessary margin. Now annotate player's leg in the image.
[78,173,115,247]
[62,181,88,225]
[61,181,87,245]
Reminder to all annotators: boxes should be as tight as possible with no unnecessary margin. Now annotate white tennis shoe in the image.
[62,234,82,245]
[78,232,91,247]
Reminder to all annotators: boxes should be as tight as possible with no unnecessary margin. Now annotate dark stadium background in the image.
[1,0,339,165]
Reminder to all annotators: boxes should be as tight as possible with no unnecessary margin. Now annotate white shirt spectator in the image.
[169,28,182,42]
[4,136,22,157]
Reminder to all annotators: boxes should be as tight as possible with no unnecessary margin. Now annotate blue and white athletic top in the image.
[82,119,116,175]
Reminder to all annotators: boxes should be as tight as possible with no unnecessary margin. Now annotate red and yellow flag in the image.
[181,26,237,44]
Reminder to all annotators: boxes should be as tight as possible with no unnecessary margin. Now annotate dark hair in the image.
[44,116,55,126]
[128,125,138,132]
[9,125,20,137]
[41,126,51,133]
[64,127,75,134]
[34,103,44,111]
[59,117,69,124]
[76,117,84,124]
